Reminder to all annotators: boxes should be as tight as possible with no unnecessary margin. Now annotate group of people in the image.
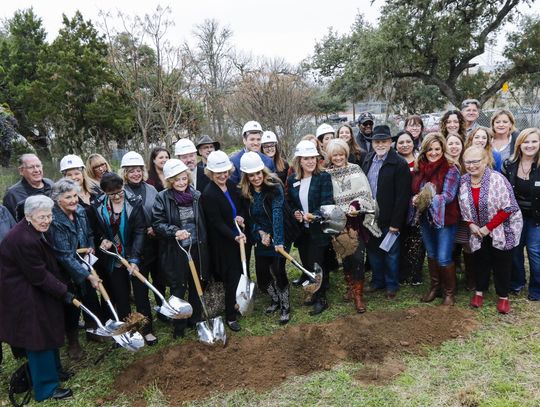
[0,99,538,402]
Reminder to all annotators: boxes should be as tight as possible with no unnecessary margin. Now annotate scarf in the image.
[412,157,450,194]
[172,189,194,207]
[459,168,523,252]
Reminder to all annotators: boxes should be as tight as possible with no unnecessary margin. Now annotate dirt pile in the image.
[114,306,477,405]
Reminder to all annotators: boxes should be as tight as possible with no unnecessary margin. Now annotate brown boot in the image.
[352,280,366,313]
[66,329,84,361]
[440,263,457,306]
[463,252,476,291]
[421,258,441,303]
[343,273,353,302]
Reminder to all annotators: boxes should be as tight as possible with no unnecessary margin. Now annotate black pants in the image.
[169,245,202,329]
[296,229,330,298]
[342,241,366,282]
[255,254,289,291]
[143,238,166,307]
[106,265,153,334]
[64,280,102,331]
[399,223,425,283]
[473,236,512,297]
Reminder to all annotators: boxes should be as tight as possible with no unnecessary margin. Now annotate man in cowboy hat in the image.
[362,125,411,299]
[195,135,221,192]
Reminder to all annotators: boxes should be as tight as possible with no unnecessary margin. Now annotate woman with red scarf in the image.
[410,133,461,305]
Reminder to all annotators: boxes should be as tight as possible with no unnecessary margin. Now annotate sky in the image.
[0,0,383,64]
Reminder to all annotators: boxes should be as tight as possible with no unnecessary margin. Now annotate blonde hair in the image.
[119,166,149,183]
[464,127,495,168]
[326,138,350,167]
[490,109,517,136]
[414,133,454,171]
[510,127,540,167]
[238,167,280,201]
[463,146,488,166]
[85,153,112,182]
[164,170,193,189]
[204,167,234,179]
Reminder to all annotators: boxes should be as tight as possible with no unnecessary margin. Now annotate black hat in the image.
[365,125,393,141]
[195,135,221,155]
[357,111,375,125]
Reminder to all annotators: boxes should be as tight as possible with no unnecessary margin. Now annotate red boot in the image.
[470,293,484,308]
[497,298,510,314]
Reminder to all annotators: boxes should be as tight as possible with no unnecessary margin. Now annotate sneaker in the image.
[470,294,484,308]
[497,298,510,314]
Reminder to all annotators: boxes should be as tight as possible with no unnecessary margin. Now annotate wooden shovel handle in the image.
[276,246,294,261]
[72,298,82,308]
[87,266,111,302]
[77,248,91,254]
[188,259,204,297]
[238,239,247,262]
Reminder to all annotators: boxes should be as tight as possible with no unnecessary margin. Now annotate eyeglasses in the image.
[464,159,482,166]
[461,99,480,108]
[262,143,277,149]
[407,124,422,128]
[34,214,53,222]
[106,189,125,198]
[92,162,107,170]
[21,164,43,170]
[361,122,374,126]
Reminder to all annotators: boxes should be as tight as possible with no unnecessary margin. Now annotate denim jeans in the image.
[511,217,540,298]
[366,227,400,293]
[420,219,456,267]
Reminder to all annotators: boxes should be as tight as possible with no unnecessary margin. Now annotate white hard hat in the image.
[240,152,265,174]
[262,131,278,144]
[294,140,320,157]
[242,120,263,136]
[60,154,85,172]
[206,151,233,172]
[174,138,197,156]
[121,151,145,168]
[316,123,335,139]
[163,159,188,180]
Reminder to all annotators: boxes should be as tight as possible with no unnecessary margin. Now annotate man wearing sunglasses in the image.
[355,111,375,153]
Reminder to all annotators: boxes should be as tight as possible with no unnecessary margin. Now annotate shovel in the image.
[99,246,193,320]
[234,221,255,316]
[275,247,323,294]
[176,239,226,346]
[71,298,144,351]
[76,251,145,351]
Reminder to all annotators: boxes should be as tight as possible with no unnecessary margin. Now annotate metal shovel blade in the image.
[236,274,256,316]
[196,316,227,346]
[301,262,323,294]
[154,296,193,320]
[112,330,145,352]
[86,327,112,337]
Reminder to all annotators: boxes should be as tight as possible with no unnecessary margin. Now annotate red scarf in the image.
[412,157,451,194]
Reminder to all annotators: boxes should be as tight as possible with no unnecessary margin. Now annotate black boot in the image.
[172,320,185,339]
[310,295,328,316]
[265,283,280,314]
[278,286,290,325]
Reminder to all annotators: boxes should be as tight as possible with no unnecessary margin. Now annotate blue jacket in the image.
[48,204,94,286]
[229,149,275,184]
[286,171,334,247]
[0,205,16,243]
[248,183,285,255]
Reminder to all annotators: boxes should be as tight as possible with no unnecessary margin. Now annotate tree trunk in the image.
[23,126,51,161]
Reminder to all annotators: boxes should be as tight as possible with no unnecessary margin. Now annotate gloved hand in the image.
[64,291,75,305]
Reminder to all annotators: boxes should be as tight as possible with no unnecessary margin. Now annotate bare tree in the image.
[184,19,235,140]
[100,6,188,150]
[227,58,314,156]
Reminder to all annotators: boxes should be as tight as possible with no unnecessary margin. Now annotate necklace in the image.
[471,178,481,187]
[520,160,532,180]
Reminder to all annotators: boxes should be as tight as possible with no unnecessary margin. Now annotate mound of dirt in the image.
[113,306,477,405]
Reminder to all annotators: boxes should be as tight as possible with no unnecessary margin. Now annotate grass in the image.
[1,241,539,407]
